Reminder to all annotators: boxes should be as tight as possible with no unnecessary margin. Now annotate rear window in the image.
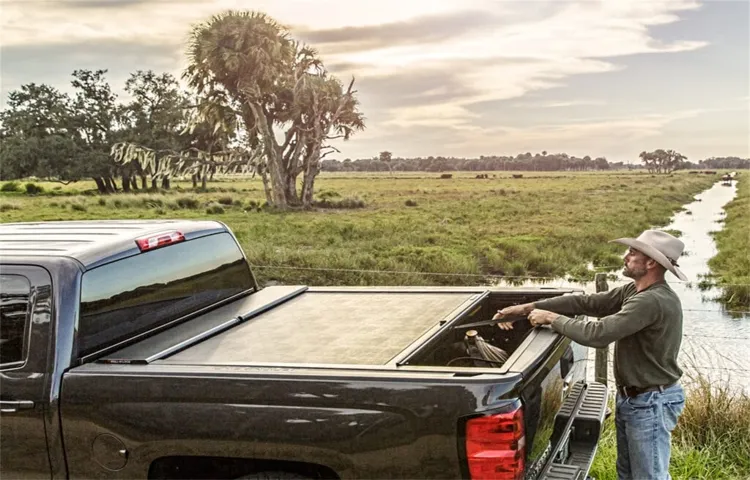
[79,232,254,358]
[0,274,30,366]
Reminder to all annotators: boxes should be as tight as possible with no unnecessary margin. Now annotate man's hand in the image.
[527,309,559,327]
[493,303,535,330]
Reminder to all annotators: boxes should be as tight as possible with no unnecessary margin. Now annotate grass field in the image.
[0,171,720,288]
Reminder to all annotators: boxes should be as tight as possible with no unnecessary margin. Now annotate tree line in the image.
[0,11,365,208]
[324,152,617,173]
[322,152,747,173]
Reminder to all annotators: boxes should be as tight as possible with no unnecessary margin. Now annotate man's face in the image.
[623,247,650,279]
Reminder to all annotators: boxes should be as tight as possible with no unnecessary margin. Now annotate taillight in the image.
[135,231,185,252]
[465,406,525,480]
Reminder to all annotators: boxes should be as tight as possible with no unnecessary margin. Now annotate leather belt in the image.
[617,382,675,398]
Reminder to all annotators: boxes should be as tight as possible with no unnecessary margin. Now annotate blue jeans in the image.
[615,382,686,480]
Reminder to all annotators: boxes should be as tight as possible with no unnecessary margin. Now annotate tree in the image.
[183,90,241,189]
[120,70,191,189]
[184,10,365,208]
[593,157,609,170]
[69,69,123,193]
[379,151,394,176]
[0,83,82,182]
[123,71,189,148]
[640,149,686,174]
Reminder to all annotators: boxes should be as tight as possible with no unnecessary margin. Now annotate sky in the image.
[1,0,748,163]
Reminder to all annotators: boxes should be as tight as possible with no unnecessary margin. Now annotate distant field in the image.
[0,171,721,287]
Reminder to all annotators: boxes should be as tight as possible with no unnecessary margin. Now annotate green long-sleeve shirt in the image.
[533,280,683,388]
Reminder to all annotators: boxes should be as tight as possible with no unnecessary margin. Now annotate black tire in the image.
[237,471,311,480]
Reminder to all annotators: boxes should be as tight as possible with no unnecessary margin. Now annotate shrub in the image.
[98,198,107,206]
[217,196,234,206]
[0,202,20,212]
[142,197,164,208]
[176,196,200,209]
[318,190,341,199]
[206,204,225,215]
[25,183,44,195]
[313,196,366,209]
[71,203,87,212]
[405,199,418,207]
[1,181,20,192]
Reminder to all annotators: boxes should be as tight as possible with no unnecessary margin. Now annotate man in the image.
[494,230,687,480]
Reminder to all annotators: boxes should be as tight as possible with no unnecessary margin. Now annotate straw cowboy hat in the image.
[610,230,688,281]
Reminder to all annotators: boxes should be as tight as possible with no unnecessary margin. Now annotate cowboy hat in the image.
[610,230,687,281]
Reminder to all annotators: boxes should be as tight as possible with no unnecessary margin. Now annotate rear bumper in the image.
[537,381,609,480]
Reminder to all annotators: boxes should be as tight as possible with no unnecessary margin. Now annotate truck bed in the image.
[101,285,582,372]
[169,290,478,365]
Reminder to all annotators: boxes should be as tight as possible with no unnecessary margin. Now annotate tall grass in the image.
[590,370,750,480]
[706,175,750,309]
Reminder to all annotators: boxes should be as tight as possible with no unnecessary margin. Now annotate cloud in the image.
[349,109,705,160]
[515,100,607,109]
[294,10,500,53]
[1,40,183,104]
[54,0,153,8]
[0,0,237,47]
[314,0,707,135]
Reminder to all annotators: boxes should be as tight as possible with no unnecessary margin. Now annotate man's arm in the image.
[532,283,631,318]
[493,283,631,330]
[544,293,658,348]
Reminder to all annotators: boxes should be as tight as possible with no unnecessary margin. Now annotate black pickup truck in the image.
[0,220,607,480]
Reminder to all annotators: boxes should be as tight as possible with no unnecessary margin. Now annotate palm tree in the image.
[184,10,364,208]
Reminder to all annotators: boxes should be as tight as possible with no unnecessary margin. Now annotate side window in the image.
[0,274,30,366]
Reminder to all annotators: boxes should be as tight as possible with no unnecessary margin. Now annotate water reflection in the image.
[492,181,750,392]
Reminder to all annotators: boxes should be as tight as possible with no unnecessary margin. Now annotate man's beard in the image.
[623,265,646,279]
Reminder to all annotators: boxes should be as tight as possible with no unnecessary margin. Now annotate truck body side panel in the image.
[60,368,522,479]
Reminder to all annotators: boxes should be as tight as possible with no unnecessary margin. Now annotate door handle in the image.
[0,400,35,413]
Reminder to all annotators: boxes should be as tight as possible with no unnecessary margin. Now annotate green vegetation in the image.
[0,171,718,287]
[2,170,748,478]
[591,372,750,480]
[706,175,750,309]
